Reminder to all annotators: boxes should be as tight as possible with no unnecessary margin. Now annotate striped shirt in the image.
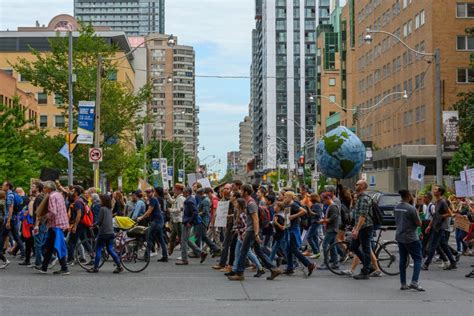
[46,191,69,230]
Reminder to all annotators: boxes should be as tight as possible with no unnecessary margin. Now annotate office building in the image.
[0,14,135,135]
[353,0,473,191]
[238,115,253,174]
[145,34,198,159]
[74,0,165,36]
[251,0,331,173]
[0,70,38,128]
[227,151,241,174]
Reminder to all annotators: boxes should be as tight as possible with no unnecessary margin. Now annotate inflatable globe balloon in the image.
[316,126,366,179]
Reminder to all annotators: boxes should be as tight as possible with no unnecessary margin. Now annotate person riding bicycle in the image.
[87,194,123,274]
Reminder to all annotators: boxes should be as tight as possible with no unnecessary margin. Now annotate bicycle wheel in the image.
[324,241,352,276]
[75,238,106,270]
[120,238,150,273]
[376,241,407,276]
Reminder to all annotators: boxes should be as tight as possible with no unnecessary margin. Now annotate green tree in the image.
[447,143,474,176]
[453,91,474,144]
[11,23,151,184]
[0,98,42,187]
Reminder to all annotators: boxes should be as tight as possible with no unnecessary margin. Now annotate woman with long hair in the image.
[112,191,125,217]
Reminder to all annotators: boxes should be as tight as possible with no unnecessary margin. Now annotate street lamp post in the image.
[364,28,442,185]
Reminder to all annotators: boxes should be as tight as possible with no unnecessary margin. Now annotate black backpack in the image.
[340,204,352,227]
[370,197,384,226]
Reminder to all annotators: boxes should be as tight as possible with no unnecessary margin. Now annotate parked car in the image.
[372,192,401,226]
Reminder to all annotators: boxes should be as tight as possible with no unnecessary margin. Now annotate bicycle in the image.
[76,225,151,273]
[324,227,407,276]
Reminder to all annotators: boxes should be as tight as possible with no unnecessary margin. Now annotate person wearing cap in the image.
[394,189,424,291]
[130,190,146,222]
[166,184,185,256]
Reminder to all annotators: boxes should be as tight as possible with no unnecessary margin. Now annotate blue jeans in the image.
[95,234,121,269]
[270,236,287,262]
[307,223,321,254]
[287,232,311,271]
[4,217,25,257]
[424,229,455,266]
[147,221,168,259]
[236,231,256,273]
[398,240,422,285]
[322,231,338,265]
[455,228,467,253]
[232,238,261,272]
[350,226,374,275]
[34,223,48,266]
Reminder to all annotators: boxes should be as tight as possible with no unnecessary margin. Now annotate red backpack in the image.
[79,199,94,227]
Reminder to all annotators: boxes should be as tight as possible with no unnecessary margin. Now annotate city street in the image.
[1,246,472,316]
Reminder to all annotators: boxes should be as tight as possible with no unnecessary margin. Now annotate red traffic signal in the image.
[299,156,305,165]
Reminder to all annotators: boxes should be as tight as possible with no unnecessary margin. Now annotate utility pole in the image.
[172,146,176,184]
[67,31,74,186]
[183,149,186,187]
[434,49,443,185]
[93,55,102,189]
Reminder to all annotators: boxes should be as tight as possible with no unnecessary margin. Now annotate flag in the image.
[59,143,70,161]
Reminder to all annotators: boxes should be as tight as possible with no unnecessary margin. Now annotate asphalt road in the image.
[0,240,473,316]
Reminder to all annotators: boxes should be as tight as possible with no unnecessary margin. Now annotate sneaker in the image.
[87,268,99,273]
[409,283,426,291]
[157,257,168,262]
[34,266,47,274]
[27,263,35,268]
[370,270,383,277]
[212,264,225,270]
[341,270,353,277]
[228,274,245,281]
[455,253,461,263]
[400,284,410,290]
[66,260,75,267]
[266,269,282,280]
[150,252,158,258]
[421,264,429,271]
[465,271,474,278]
[113,266,124,274]
[0,260,11,269]
[18,261,30,266]
[310,253,321,259]
[283,269,295,275]
[49,258,58,269]
[53,269,70,275]
[175,260,189,265]
[200,252,208,264]
[302,251,312,257]
[443,263,457,270]
[439,261,449,268]
[307,263,316,277]
[353,273,370,280]
[254,269,266,278]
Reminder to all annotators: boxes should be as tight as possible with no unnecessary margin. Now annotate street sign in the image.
[77,101,95,145]
[89,148,103,163]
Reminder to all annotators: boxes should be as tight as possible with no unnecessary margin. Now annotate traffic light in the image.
[66,133,77,153]
[299,155,305,165]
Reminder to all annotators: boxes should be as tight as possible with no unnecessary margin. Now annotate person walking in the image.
[422,186,457,271]
[395,190,425,291]
[320,191,341,270]
[166,184,185,256]
[350,180,374,280]
[36,181,69,275]
[87,194,123,273]
[138,188,168,262]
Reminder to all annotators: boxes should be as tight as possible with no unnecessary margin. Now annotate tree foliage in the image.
[11,23,151,187]
[447,143,474,176]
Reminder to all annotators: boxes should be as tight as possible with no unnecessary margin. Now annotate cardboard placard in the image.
[214,201,230,228]
[454,216,472,233]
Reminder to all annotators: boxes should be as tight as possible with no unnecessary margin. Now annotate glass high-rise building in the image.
[74,0,165,36]
[251,0,330,172]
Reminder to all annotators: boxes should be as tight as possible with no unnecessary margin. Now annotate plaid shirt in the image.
[46,191,69,230]
[355,192,373,228]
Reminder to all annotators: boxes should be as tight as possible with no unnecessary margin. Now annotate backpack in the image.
[258,205,271,230]
[79,199,94,227]
[340,204,352,227]
[370,196,384,226]
[12,192,24,214]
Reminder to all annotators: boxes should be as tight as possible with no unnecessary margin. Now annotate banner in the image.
[77,101,95,144]
[214,201,230,227]
[443,111,459,152]
[178,169,184,182]
[410,163,425,182]
[151,159,160,171]
[59,143,70,161]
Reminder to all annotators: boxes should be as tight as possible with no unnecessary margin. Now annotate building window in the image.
[457,3,474,18]
[457,36,474,51]
[415,105,425,122]
[329,95,336,103]
[108,71,117,81]
[37,92,48,104]
[457,68,474,83]
[54,115,65,128]
[40,115,48,128]
[404,110,413,126]
[1,68,13,76]
[329,78,336,86]
[54,94,64,105]
[415,10,425,29]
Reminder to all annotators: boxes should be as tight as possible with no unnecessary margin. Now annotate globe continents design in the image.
[316,126,366,179]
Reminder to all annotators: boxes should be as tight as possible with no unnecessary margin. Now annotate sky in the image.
[0,0,255,177]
